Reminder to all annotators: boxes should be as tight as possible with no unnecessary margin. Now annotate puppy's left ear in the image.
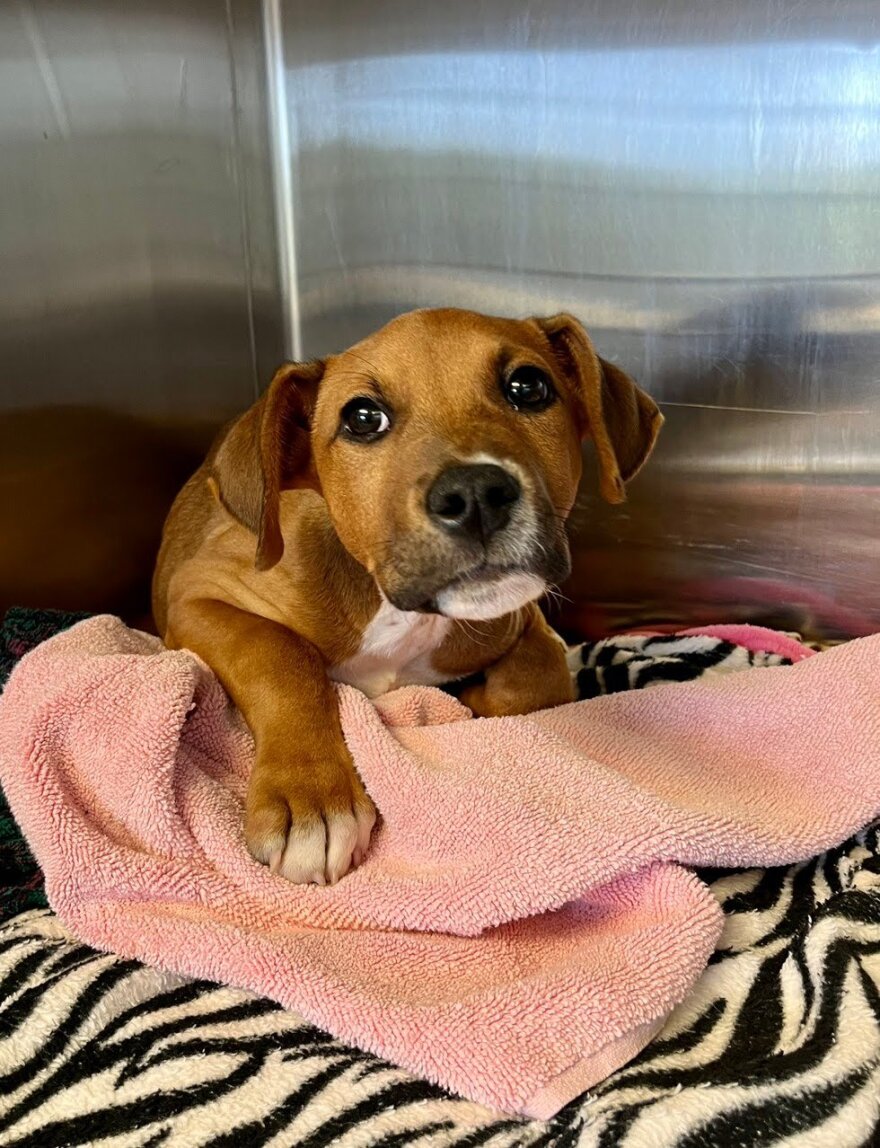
[535,312,663,503]
[210,359,324,571]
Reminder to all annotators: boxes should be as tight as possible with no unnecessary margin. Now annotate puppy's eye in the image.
[340,397,391,439]
[502,366,555,411]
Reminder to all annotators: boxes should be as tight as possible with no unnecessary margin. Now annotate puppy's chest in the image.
[329,602,452,698]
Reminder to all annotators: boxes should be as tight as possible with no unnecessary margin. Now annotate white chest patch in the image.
[329,600,452,698]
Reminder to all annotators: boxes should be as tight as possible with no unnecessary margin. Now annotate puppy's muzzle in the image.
[426,464,521,545]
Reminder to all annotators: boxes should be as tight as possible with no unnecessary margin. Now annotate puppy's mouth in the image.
[430,564,548,621]
[379,498,572,621]
[386,548,567,621]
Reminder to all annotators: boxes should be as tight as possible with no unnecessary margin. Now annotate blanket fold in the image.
[0,615,878,1118]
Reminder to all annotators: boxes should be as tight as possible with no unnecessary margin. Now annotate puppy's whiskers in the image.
[504,606,524,645]
[542,584,571,617]
[456,617,492,649]
[345,350,386,385]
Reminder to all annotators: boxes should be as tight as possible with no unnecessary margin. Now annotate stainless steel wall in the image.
[277,0,880,639]
[0,1,283,619]
[3,1,878,638]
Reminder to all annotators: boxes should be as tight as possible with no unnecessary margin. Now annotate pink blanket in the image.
[0,617,878,1118]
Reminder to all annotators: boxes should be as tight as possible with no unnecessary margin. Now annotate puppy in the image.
[152,309,662,884]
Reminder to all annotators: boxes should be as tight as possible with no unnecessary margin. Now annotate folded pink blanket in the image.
[0,617,878,1118]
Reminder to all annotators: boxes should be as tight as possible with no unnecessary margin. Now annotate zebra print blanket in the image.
[0,622,878,1146]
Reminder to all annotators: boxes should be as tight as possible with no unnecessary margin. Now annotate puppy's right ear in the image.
[534,313,663,504]
[210,360,324,571]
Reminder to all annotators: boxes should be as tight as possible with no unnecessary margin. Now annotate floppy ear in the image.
[210,359,324,571]
[535,313,663,504]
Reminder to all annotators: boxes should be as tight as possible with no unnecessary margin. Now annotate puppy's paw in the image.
[245,756,376,885]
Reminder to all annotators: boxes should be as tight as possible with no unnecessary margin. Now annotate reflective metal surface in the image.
[3,0,878,638]
[277,0,880,638]
[0,1,282,619]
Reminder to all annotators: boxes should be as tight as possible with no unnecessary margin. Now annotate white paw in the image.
[267,805,375,885]
[246,764,377,885]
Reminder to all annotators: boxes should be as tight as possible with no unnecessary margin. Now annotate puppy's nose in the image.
[426,464,521,543]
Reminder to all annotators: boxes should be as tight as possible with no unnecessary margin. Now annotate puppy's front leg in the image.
[166,600,375,884]
[459,605,575,718]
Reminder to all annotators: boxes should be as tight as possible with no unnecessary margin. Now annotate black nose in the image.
[426,464,521,543]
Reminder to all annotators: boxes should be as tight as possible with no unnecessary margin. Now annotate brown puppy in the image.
[153,309,662,885]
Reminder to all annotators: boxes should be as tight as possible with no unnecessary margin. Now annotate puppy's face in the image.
[214,309,663,621]
[310,311,583,618]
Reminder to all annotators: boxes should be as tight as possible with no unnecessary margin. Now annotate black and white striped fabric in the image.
[0,633,878,1147]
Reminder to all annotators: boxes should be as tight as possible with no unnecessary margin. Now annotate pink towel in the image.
[0,617,878,1118]
[659,623,817,663]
